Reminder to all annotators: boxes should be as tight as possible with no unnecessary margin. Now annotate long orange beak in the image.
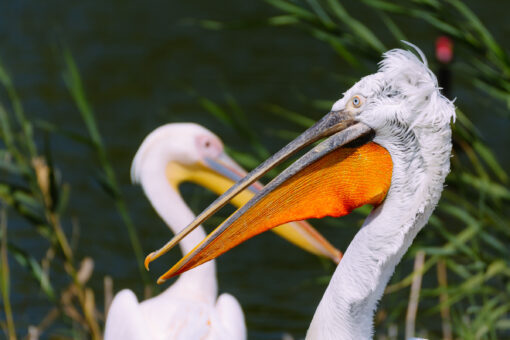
[147,110,393,283]
[164,152,342,263]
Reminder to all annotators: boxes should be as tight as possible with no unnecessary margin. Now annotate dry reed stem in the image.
[27,326,38,340]
[144,284,153,300]
[1,208,16,340]
[32,156,102,339]
[104,276,113,317]
[437,259,452,340]
[24,308,59,340]
[32,157,51,207]
[405,250,425,339]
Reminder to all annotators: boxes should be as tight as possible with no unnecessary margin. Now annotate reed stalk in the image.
[0,208,16,340]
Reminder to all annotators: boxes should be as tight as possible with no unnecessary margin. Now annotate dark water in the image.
[1,1,509,339]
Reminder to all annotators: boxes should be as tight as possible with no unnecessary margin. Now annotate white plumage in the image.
[104,124,247,340]
[307,47,455,339]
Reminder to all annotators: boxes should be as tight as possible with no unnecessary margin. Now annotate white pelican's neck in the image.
[307,126,452,340]
[140,168,217,299]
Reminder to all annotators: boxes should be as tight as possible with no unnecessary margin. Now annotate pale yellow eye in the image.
[352,95,362,108]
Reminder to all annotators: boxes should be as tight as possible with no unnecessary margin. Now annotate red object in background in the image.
[436,36,453,64]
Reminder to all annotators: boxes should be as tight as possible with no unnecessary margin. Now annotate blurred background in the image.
[0,1,509,339]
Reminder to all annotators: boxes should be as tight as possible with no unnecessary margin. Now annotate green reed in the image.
[62,50,149,286]
[0,57,102,339]
[0,49,151,339]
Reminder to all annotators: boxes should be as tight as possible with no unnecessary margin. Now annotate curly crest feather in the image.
[378,47,456,129]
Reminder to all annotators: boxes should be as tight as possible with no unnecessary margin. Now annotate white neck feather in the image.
[139,163,218,299]
[307,124,452,340]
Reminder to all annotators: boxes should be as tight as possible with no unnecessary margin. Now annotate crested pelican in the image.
[145,45,456,339]
[104,123,342,340]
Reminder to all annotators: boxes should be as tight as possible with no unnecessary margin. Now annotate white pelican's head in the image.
[332,48,455,133]
[145,47,456,282]
[131,123,241,188]
[132,123,342,270]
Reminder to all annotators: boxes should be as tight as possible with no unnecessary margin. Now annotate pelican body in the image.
[104,123,341,340]
[145,45,455,339]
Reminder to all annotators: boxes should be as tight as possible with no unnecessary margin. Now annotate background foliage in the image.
[0,1,509,339]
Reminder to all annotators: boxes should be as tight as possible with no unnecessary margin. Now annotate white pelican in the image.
[104,123,342,340]
[145,45,456,339]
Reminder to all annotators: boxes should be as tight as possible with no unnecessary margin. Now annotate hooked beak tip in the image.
[144,252,155,271]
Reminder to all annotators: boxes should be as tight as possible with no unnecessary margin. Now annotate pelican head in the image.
[131,123,245,190]
[336,49,453,130]
[146,46,456,282]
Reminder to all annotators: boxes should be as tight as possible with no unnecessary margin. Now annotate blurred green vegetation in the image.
[0,0,509,339]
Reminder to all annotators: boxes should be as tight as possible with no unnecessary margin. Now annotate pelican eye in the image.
[352,95,362,108]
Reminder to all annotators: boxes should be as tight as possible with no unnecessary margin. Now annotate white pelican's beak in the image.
[148,111,393,283]
[147,148,342,270]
